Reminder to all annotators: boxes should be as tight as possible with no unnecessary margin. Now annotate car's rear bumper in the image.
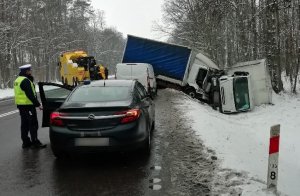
[49,120,148,153]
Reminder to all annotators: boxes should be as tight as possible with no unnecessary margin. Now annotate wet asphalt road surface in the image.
[0,90,216,196]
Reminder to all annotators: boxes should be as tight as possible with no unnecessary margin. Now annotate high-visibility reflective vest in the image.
[14,76,36,105]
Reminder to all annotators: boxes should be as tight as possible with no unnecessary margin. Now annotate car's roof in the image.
[84,79,135,87]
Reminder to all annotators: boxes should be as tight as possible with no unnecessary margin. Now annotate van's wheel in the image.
[186,87,196,98]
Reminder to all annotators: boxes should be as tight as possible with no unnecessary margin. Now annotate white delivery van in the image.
[115,63,157,96]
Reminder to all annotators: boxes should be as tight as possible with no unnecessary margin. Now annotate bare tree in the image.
[158,0,298,93]
[0,0,125,88]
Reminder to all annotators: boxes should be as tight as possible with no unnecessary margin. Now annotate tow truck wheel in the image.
[72,77,77,87]
[186,87,196,98]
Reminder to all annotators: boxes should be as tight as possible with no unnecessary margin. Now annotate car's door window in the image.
[44,85,71,100]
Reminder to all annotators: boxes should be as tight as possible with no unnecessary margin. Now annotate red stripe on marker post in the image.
[269,135,280,154]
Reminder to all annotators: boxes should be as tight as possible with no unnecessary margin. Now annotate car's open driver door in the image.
[38,82,73,127]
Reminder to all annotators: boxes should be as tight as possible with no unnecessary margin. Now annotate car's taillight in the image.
[116,109,141,124]
[50,112,64,126]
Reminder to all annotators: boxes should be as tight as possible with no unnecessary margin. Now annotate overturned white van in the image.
[219,59,272,113]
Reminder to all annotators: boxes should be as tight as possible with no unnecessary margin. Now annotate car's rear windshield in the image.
[67,86,130,102]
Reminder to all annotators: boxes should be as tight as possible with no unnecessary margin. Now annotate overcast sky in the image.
[90,0,165,40]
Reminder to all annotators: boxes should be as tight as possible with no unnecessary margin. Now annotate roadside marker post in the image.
[267,124,280,190]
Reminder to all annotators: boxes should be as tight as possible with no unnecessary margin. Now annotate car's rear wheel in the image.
[141,129,151,155]
[51,145,66,159]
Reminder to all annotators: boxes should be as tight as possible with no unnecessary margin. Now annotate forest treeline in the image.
[0,0,125,88]
[1,0,299,93]
[159,0,300,93]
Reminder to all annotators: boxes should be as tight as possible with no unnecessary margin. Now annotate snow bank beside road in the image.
[0,82,62,100]
[175,90,300,196]
[0,89,15,100]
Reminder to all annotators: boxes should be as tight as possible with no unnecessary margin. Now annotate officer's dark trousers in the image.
[18,106,38,144]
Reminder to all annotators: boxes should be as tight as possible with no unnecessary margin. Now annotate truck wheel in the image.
[62,77,64,85]
[210,91,220,110]
[213,91,220,105]
[64,78,68,86]
[186,88,196,98]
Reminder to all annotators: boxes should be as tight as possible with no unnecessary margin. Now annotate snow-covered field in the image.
[1,78,299,195]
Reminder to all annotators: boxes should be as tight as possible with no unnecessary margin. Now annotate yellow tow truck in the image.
[58,50,99,86]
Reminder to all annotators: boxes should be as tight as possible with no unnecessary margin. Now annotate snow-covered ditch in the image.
[171,86,299,195]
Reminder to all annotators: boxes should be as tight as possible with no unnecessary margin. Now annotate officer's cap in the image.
[19,64,32,71]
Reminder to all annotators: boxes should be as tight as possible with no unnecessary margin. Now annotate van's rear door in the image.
[131,64,148,88]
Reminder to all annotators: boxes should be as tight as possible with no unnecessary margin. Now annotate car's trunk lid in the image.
[58,103,132,131]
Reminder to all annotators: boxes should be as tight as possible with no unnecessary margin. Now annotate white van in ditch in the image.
[115,63,157,96]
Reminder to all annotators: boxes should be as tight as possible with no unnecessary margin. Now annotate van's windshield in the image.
[233,77,250,111]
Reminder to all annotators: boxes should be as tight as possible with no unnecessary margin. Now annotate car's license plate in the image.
[75,138,109,146]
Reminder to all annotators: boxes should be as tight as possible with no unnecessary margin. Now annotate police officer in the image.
[14,64,46,149]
